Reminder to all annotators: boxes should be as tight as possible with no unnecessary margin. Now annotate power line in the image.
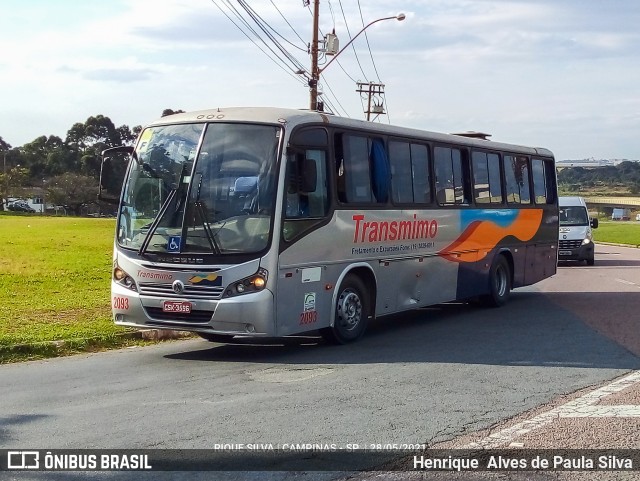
[327,0,336,30]
[212,0,383,120]
[357,0,382,82]
[319,80,347,116]
[240,0,307,53]
[236,0,307,72]
[210,0,307,85]
[337,0,368,80]
[269,0,307,46]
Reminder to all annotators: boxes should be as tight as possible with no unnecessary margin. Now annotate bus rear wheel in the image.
[321,275,369,344]
[481,255,511,307]
[198,333,234,343]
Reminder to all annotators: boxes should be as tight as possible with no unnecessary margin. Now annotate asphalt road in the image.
[1,244,639,481]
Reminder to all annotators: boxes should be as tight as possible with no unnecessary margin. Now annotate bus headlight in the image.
[582,238,591,245]
[113,265,138,292]
[253,276,266,289]
[224,268,268,298]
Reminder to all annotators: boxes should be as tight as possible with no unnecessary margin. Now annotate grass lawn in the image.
[593,220,640,246]
[1,212,637,363]
[0,215,140,361]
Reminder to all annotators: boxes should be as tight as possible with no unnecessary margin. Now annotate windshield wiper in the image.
[138,188,177,256]
[194,201,222,255]
[138,162,193,256]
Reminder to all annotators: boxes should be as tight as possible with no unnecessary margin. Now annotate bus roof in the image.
[149,106,554,158]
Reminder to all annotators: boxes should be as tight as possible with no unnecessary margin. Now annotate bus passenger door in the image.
[277,146,332,336]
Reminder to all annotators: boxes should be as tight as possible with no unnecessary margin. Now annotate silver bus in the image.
[103,107,558,344]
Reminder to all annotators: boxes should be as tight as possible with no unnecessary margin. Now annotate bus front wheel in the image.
[481,255,511,307]
[321,275,369,344]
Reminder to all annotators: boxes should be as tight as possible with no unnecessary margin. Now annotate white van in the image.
[558,196,598,265]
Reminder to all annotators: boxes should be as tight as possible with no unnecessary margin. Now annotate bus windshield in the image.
[118,122,281,255]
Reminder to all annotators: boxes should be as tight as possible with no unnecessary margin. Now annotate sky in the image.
[1,0,639,161]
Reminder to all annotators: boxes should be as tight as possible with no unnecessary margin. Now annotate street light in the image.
[309,11,405,111]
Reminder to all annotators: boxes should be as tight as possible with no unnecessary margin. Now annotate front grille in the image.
[144,307,214,324]
[559,240,582,249]
[139,282,224,299]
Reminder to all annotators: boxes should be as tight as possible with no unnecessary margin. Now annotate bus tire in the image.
[321,275,369,344]
[481,255,511,307]
[198,333,234,343]
[586,255,595,266]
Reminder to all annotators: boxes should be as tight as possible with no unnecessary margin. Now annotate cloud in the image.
[1,0,639,160]
[81,68,158,83]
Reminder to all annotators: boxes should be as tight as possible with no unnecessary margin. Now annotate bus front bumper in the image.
[112,283,276,337]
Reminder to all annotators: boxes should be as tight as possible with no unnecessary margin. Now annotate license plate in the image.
[162,301,192,313]
[559,250,572,256]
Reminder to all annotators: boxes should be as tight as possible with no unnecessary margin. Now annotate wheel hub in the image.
[337,290,362,329]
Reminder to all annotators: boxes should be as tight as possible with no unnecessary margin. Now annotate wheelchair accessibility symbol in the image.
[167,236,181,253]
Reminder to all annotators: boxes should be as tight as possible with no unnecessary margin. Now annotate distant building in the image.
[557,158,639,168]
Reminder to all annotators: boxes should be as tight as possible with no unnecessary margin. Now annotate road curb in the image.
[596,241,640,248]
[0,329,192,358]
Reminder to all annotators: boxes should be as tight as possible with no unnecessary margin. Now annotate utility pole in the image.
[307,7,405,113]
[309,0,320,111]
[356,82,387,121]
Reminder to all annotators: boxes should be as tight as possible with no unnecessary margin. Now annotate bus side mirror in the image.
[299,158,317,193]
[590,218,599,229]
[101,145,136,162]
[100,157,112,190]
[98,157,119,204]
[99,146,135,205]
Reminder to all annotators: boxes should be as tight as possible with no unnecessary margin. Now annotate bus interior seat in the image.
[234,176,259,212]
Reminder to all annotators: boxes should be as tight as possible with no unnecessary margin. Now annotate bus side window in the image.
[504,155,531,205]
[390,141,413,203]
[532,158,554,204]
[343,135,373,202]
[336,133,389,204]
[285,150,327,218]
[282,150,328,242]
[435,146,469,204]
[335,134,347,203]
[472,151,502,204]
[389,141,431,204]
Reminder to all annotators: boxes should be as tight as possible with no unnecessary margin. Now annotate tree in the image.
[20,136,50,179]
[0,166,29,208]
[117,125,139,146]
[65,116,139,178]
[45,173,99,216]
[557,161,640,195]
[4,115,142,214]
[0,136,11,152]
[0,137,11,208]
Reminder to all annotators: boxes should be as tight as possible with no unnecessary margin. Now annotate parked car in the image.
[7,201,35,213]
